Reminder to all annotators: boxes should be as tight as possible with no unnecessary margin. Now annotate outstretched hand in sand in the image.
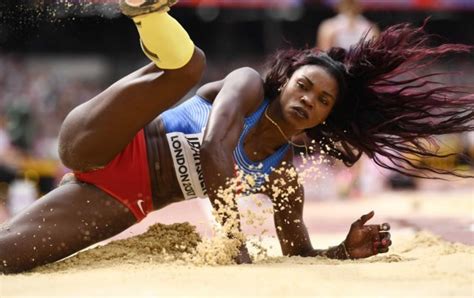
[344,211,392,259]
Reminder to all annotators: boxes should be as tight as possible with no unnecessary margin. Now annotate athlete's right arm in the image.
[200,67,264,263]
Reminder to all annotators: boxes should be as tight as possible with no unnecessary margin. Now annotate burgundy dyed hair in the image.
[264,22,474,178]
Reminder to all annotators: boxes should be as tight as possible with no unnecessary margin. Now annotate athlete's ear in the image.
[278,80,289,93]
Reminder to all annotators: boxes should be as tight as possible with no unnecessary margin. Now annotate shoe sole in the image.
[119,0,178,17]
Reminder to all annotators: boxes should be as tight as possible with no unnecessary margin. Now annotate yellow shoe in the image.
[119,0,178,17]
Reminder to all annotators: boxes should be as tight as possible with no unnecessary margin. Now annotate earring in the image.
[278,80,288,93]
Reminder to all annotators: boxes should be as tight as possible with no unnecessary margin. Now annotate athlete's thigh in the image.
[57,63,160,170]
[58,48,205,171]
[0,180,136,273]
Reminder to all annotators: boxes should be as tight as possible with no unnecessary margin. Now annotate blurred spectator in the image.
[6,102,34,152]
[316,0,379,51]
[0,54,105,147]
[315,1,418,196]
[0,115,19,219]
[0,53,106,218]
[0,116,20,183]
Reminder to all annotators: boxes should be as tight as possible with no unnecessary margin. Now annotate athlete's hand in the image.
[344,211,392,259]
[234,244,252,264]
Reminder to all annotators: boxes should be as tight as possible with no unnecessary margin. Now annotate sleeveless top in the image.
[160,95,290,199]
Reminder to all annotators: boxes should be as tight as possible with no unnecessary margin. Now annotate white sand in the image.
[1,230,473,297]
[1,188,473,297]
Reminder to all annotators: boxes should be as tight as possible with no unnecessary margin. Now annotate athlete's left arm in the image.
[265,155,392,260]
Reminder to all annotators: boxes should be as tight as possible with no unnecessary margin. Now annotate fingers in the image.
[377,224,391,250]
[379,223,391,231]
[361,210,375,225]
[379,232,390,240]
[373,241,392,254]
[367,225,381,241]
[381,237,392,248]
[353,211,375,227]
[374,232,392,254]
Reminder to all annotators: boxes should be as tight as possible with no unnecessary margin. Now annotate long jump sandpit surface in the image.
[1,187,473,297]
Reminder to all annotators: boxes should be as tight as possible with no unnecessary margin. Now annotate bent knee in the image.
[58,107,83,170]
[58,140,109,172]
[58,128,109,172]
[175,46,206,85]
[58,105,113,171]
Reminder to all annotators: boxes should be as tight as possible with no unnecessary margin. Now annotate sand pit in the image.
[1,188,473,296]
[1,227,473,296]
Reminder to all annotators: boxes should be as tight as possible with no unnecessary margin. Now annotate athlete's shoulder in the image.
[229,67,264,86]
[232,66,262,78]
[227,67,264,96]
[196,67,263,104]
[225,67,265,116]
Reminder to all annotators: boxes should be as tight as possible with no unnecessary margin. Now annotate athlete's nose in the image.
[300,96,314,110]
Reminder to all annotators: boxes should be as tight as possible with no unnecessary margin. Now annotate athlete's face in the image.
[279,65,338,131]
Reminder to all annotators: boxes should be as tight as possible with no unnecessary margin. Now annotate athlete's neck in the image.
[262,100,301,147]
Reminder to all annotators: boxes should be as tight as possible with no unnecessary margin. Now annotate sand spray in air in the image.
[2,0,121,32]
[173,141,334,265]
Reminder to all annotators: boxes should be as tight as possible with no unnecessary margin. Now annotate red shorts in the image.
[74,129,153,221]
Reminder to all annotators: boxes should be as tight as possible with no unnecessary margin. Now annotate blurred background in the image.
[0,0,472,222]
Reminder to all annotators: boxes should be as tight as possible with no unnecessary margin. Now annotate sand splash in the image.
[35,222,201,273]
[34,220,473,274]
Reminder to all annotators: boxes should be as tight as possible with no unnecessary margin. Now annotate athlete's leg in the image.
[0,180,136,274]
[58,3,205,171]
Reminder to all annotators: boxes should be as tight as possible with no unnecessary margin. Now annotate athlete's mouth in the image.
[292,106,309,120]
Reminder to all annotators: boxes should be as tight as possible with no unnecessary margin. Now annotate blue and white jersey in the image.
[160,95,290,199]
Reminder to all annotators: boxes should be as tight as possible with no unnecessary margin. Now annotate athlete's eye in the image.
[297,81,306,90]
[320,97,329,105]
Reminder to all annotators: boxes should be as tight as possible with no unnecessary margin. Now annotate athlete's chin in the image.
[284,117,302,130]
[287,114,319,129]
[290,122,313,133]
[284,111,306,128]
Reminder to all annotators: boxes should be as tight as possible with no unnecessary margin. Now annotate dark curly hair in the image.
[263,22,474,178]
